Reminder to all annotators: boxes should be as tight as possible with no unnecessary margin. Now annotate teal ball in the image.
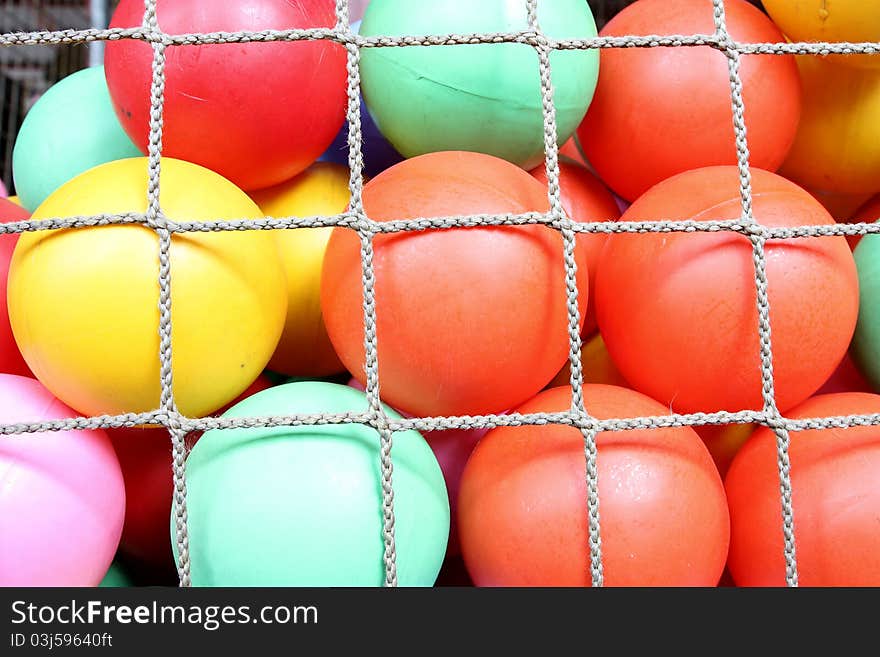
[178,381,449,586]
[359,0,599,169]
[12,66,141,211]
[853,235,880,391]
[99,562,133,587]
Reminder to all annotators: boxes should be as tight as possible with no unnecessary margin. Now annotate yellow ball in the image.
[779,56,880,195]
[8,157,287,418]
[7,196,22,207]
[763,0,880,69]
[548,332,628,389]
[250,162,350,377]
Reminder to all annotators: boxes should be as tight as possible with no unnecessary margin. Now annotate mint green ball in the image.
[12,66,141,211]
[853,235,880,391]
[178,381,449,586]
[360,0,599,169]
[99,562,133,587]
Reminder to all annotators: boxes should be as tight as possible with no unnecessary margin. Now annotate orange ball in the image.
[458,384,729,586]
[530,161,620,336]
[727,392,880,586]
[578,0,801,202]
[321,151,587,417]
[596,166,858,414]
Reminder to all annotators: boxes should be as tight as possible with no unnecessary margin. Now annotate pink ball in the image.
[0,374,125,585]
[421,425,486,556]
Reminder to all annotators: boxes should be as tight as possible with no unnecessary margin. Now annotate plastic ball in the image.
[808,188,874,224]
[99,562,133,587]
[360,0,599,169]
[548,332,628,389]
[530,161,620,336]
[762,0,880,69]
[108,425,173,573]
[0,180,6,197]
[578,0,801,202]
[180,381,449,586]
[847,193,880,251]
[105,0,346,191]
[109,374,274,571]
[251,163,349,377]
[851,234,880,390]
[695,424,753,479]
[425,425,486,557]
[727,392,880,585]
[0,198,31,377]
[596,166,858,414]
[322,151,588,417]
[12,67,140,212]
[321,94,405,178]
[0,374,125,586]
[8,157,287,418]
[319,20,404,178]
[780,56,880,195]
[348,376,486,557]
[458,384,730,586]
[817,354,872,395]
[559,136,588,168]
[349,0,371,22]
[6,196,21,207]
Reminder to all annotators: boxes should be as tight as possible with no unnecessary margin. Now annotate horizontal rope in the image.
[2,212,878,239]
[1,26,879,58]
[4,406,880,438]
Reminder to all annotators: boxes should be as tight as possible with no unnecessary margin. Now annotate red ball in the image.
[458,384,729,586]
[816,354,872,395]
[727,392,880,586]
[849,193,880,251]
[110,374,273,571]
[530,161,620,336]
[578,0,801,201]
[108,425,172,572]
[322,151,588,417]
[105,0,346,191]
[596,166,858,414]
[0,198,31,377]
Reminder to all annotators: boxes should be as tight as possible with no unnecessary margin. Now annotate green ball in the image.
[360,0,600,169]
[177,381,449,586]
[98,562,133,587]
[853,235,880,391]
[12,66,141,211]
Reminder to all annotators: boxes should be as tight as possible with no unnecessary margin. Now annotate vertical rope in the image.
[336,0,398,587]
[142,0,191,588]
[527,0,603,587]
[713,0,798,586]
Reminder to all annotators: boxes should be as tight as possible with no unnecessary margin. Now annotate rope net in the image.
[1,0,879,588]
